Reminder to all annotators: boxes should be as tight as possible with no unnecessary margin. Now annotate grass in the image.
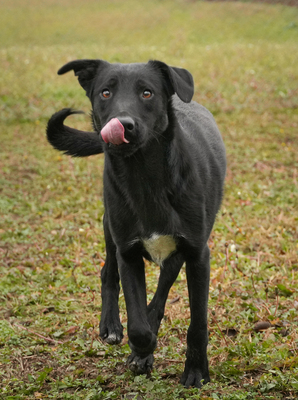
[0,0,298,398]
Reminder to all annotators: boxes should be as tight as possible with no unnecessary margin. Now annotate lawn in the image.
[0,0,298,399]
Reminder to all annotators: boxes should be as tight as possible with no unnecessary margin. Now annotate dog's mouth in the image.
[101,118,132,146]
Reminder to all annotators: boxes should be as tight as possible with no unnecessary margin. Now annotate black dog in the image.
[46,59,226,388]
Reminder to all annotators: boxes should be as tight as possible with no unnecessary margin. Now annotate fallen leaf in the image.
[254,321,272,332]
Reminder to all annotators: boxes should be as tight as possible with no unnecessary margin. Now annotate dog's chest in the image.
[142,234,176,266]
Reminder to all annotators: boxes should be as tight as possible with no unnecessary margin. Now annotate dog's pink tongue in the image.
[101,118,129,145]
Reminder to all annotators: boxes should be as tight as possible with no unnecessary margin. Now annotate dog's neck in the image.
[104,138,168,194]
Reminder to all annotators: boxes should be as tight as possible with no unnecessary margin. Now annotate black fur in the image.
[46,59,226,388]
[46,108,103,157]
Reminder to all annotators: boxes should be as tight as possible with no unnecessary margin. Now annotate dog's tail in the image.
[46,108,103,157]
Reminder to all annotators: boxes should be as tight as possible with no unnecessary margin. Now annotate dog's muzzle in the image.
[101,117,135,145]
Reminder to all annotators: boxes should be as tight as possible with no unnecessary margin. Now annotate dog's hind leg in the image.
[180,245,211,388]
[147,253,184,335]
[117,249,157,375]
[99,218,123,345]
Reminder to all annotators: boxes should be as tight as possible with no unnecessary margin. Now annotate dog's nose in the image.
[117,117,135,132]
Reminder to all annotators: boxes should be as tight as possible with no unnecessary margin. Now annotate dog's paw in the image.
[127,352,154,375]
[99,323,123,345]
[180,366,210,388]
[103,332,123,345]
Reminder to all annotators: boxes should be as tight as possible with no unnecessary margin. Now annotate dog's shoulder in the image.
[171,95,223,146]
[171,95,226,178]
[172,95,215,127]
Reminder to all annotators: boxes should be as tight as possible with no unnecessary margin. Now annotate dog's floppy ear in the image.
[149,60,194,103]
[58,59,108,98]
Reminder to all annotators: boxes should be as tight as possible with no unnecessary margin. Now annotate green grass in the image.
[0,0,298,398]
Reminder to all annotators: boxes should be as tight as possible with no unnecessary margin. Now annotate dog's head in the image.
[58,59,194,156]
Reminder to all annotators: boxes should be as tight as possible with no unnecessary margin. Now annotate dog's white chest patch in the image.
[142,234,176,265]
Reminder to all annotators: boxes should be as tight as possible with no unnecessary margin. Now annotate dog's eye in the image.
[102,89,111,98]
[142,89,152,99]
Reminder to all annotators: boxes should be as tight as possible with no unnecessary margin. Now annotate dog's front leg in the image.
[180,245,211,388]
[99,219,123,345]
[117,249,157,375]
[147,253,184,334]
